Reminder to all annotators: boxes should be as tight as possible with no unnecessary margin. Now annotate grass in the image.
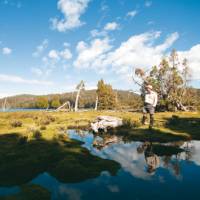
[0,110,199,141]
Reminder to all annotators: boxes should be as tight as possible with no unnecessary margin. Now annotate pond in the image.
[0,129,200,200]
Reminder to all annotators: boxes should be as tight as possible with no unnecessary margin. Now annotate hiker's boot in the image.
[142,115,147,125]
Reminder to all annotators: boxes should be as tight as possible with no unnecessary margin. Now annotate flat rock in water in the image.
[91,116,123,133]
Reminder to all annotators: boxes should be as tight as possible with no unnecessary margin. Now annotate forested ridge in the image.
[0,89,142,110]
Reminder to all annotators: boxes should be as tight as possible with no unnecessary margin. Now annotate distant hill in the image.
[0,89,142,110]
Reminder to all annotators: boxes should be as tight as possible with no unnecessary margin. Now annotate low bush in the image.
[26,127,42,140]
[122,117,141,128]
[18,136,28,145]
[122,117,135,128]
[40,125,47,130]
[32,130,42,140]
[10,120,23,128]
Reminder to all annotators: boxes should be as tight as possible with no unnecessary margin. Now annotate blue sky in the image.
[0,0,200,97]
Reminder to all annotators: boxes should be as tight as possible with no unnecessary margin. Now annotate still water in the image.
[1,130,200,200]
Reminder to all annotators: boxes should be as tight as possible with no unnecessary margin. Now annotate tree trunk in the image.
[95,95,98,111]
[74,89,81,112]
[56,101,71,111]
[2,98,7,111]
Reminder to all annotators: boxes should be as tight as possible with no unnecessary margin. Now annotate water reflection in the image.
[1,130,200,200]
[67,130,198,180]
[138,142,160,174]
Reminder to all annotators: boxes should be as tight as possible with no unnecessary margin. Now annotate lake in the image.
[0,129,200,200]
[0,108,54,112]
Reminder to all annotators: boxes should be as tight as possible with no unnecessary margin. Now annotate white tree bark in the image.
[74,81,85,112]
[56,101,71,111]
[91,116,123,133]
[95,95,98,111]
[2,98,7,111]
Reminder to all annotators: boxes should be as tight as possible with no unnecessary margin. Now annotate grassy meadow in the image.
[0,110,199,141]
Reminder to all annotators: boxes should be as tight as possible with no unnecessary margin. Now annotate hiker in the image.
[142,84,158,129]
[144,143,160,174]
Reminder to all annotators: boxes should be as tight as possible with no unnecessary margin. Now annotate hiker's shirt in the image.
[144,91,158,107]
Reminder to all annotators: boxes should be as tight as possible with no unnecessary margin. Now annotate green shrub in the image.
[122,117,135,128]
[26,127,42,140]
[10,120,22,128]
[122,117,141,128]
[40,125,47,130]
[18,136,28,145]
[166,115,179,126]
[32,130,42,140]
[134,119,142,128]
[36,115,56,126]
[46,115,56,122]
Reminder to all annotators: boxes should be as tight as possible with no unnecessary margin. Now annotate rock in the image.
[91,116,123,133]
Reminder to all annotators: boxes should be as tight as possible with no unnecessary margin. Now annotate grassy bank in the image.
[0,111,199,141]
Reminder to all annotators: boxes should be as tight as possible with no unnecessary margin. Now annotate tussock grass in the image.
[0,111,199,141]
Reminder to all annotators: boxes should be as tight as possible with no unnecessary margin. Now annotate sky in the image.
[0,0,200,97]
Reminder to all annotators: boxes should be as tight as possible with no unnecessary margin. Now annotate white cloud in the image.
[178,44,200,79]
[92,142,152,180]
[33,46,72,78]
[90,22,120,38]
[60,48,72,60]
[59,186,82,200]
[74,30,200,85]
[73,31,180,81]
[48,49,60,60]
[1,0,22,8]
[74,37,112,71]
[31,67,43,76]
[2,47,12,55]
[107,185,120,193]
[32,39,48,57]
[100,0,109,12]
[90,29,107,38]
[147,21,155,25]
[63,42,70,47]
[155,32,179,52]
[0,74,53,86]
[75,32,168,73]
[104,22,119,31]
[48,48,72,60]
[51,0,91,32]
[126,10,138,18]
[145,1,152,7]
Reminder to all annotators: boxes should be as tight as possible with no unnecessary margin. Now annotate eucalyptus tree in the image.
[132,49,192,111]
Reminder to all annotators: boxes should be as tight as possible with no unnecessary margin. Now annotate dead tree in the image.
[95,95,98,111]
[2,98,7,111]
[74,80,85,112]
[56,101,71,111]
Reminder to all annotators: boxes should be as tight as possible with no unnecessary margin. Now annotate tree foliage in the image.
[50,97,61,108]
[35,97,49,109]
[96,79,117,110]
[134,49,198,111]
